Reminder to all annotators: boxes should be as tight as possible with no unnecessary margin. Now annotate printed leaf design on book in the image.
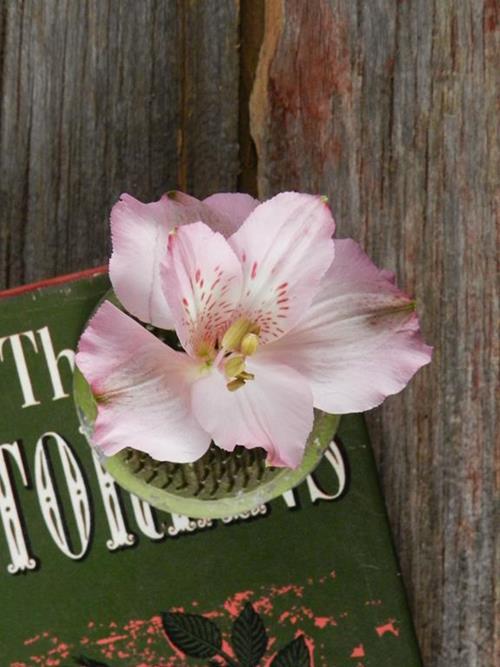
[73,656,109,667]
[161,611,223,659]
[161,605,311,667]
[231,603,268,667]
[68,604,311,666]
[270,635,311,667]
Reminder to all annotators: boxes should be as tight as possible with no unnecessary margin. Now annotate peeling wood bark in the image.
[250,1,498,666]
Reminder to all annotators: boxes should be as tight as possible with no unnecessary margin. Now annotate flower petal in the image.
[76,300,211,462]
[228,192,335,342]
[110,193,178,328]
[262,239,432,413]
[109,191,256,329]
[162,222,243,357]
[203,193,259,234]
[191,358,314,468]
[167,191,259,237]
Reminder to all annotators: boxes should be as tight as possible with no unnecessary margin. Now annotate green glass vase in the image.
[74,292,339,520]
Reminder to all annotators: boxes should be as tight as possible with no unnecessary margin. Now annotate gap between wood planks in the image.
[238,0,265,198]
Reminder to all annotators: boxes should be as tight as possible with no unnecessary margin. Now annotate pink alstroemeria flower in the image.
[76,191,432,468]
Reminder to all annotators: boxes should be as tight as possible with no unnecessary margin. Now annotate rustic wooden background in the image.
[0,1,497,665]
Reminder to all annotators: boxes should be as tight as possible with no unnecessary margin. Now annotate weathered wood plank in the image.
[178,0,240,198]
[0,0,240,289]
[250,1,498,666]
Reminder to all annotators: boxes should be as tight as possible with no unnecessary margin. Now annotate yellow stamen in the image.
[224,355,246,378]
[196,340,215,360]
[241,332,259,356]
[221,317,253,351]
[227,378,246,392]
[220,318,261,392]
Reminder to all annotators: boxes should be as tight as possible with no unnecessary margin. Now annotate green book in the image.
[0,270,423,667]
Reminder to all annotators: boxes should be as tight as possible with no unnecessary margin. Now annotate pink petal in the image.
[164,191,223,230]
[262,239,432,413]
[203,193,259,234]
[162,222,243,357]
[168,191,259,237]
[228,192,335,342]
[109,191,255,329]
[76,300,211,462]
[110,193,177,328]
[191,358,314,468]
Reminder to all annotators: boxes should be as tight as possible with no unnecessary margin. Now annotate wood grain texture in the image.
[0,0,240,289]
[250,1,498,666]
[178,0,240,197]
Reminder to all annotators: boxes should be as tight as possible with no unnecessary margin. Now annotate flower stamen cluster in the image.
[219,317,260,392]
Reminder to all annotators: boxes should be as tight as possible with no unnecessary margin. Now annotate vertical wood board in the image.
[0,0,241,288]
[250,2,498,665]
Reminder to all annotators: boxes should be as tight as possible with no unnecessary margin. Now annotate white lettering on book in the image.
[130,494,165,540]
[0,332,41,408]
[0,441,37,573]
[306,440,347,502]
[281,440,347,507]
[0,327,74,408]
[37,326,75,401]
[281,489,298,508]
[0,432,348,574]
[168,513,213,537]
[34,432,91,559]
[0,324,350,575]
[91,452,136,550]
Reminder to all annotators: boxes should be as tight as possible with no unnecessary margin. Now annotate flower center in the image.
[219,317,260,392]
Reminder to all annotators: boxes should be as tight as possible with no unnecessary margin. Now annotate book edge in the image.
[342,415,424,666]
[0,265,108,300]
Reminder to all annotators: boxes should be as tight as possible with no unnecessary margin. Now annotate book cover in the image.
[0,270,422,667]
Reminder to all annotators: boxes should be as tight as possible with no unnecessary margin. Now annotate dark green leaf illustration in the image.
[231,602,268,667]
[270,635,311,667]
[73,656,109,667]
[71,603,315,666]
[162,611,223,659]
